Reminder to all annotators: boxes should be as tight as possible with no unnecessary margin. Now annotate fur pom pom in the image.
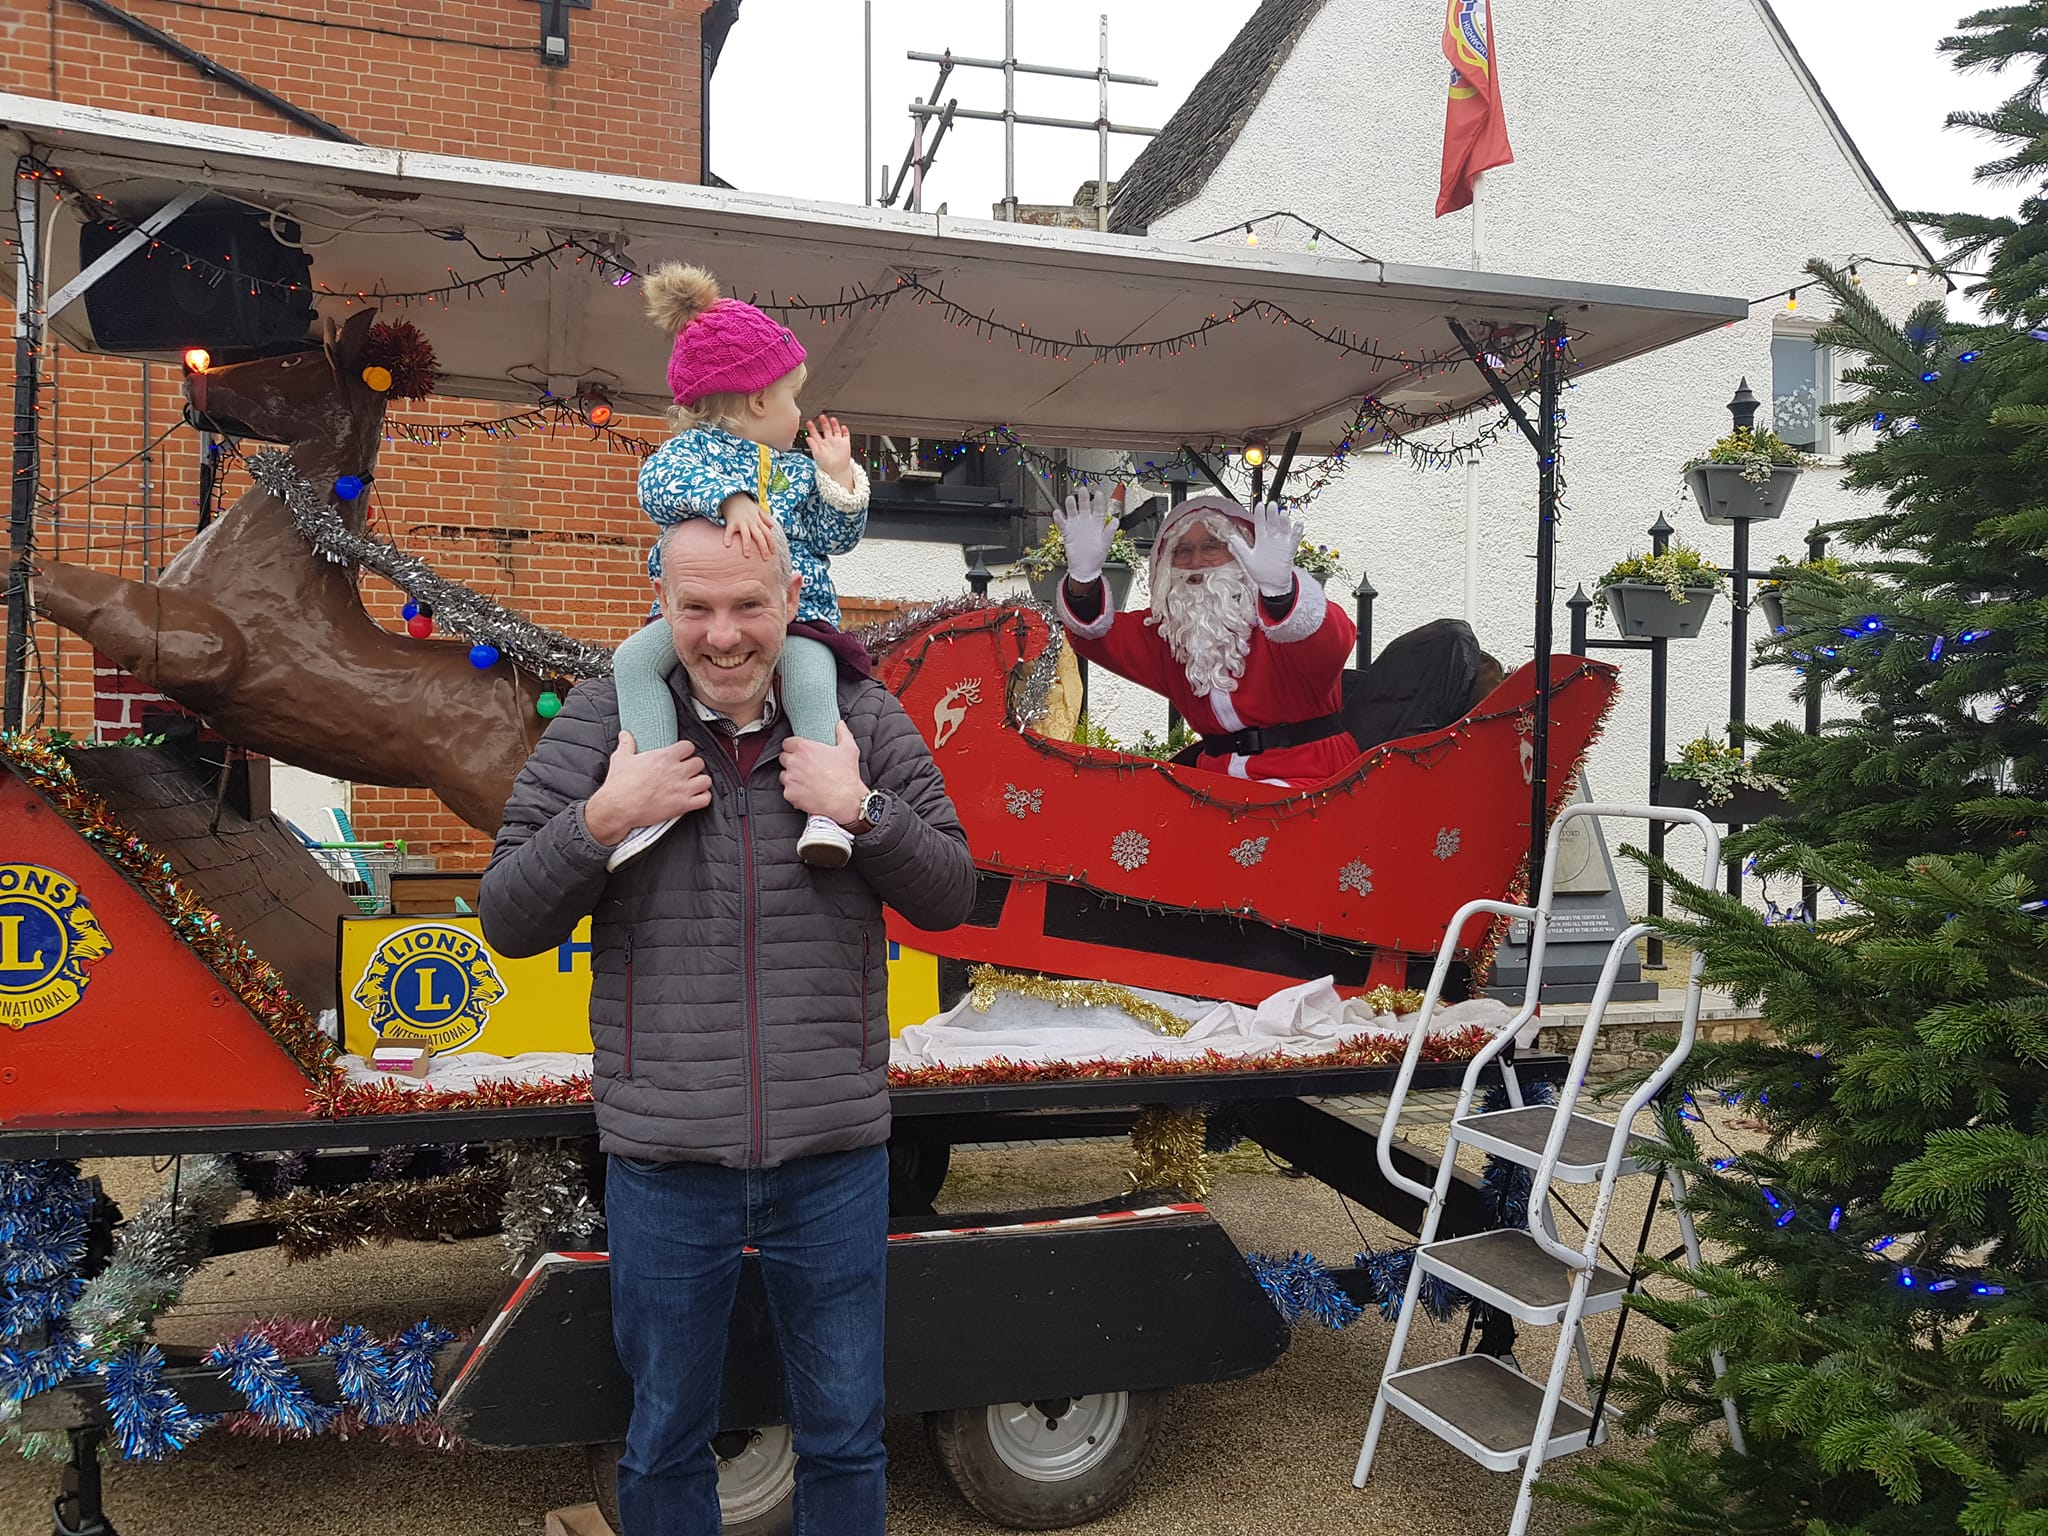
[358,321,439,400]
[643,263,722,334]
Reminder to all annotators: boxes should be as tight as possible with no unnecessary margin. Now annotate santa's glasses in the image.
[1169,531,1234,569]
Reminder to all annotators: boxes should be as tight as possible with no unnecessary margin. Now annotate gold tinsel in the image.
[1128,1105,1211,1199]
[256,1165,508,1263]
[1361,984,1426,1016]
[967,964,1193,1037]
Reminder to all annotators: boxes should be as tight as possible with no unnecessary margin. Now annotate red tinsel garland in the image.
[309,1023,1497,1116]
[309,1068,594,1118]
[0,735,338,1079]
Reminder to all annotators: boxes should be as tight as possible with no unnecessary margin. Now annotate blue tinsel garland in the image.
[1244,1250,1364,1330]
[386,1321,457,1425]
[0,1161,93,1410]
[205,1335,340,1437]
[102,1345,214,1461]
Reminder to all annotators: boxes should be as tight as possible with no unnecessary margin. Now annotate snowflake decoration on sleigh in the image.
[1228,837,1269,867]
[1338,860,1374,896]
[1111,830,1151,871]
[1434,827,1461,861]
[1003,783,1043,819]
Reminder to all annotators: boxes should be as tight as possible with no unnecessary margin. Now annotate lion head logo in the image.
[0,864,112,1029]
[351,923,507,1054]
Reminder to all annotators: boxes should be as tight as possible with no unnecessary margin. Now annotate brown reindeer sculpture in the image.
[31,310,549,832]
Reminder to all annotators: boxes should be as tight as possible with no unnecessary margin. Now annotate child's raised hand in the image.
[717,493,779,561]
[805,415,854,485]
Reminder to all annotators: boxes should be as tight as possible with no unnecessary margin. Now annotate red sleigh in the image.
[875,603,1620,1005]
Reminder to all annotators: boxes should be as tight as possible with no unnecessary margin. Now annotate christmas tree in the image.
[1545,9,2048,1532]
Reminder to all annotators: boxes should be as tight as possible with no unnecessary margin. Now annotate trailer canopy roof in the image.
[1,95,1747,452]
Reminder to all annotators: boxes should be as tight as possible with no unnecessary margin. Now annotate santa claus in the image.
[1053,490,1359,785]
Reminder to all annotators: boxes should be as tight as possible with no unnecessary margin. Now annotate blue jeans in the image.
[607,1144,889,1536]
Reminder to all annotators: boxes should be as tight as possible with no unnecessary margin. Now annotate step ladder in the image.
[1354,803,1743,1536]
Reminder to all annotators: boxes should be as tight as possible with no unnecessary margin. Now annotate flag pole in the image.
[1463,171,1484,628]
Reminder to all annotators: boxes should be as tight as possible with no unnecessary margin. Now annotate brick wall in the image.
[2,0,712,866]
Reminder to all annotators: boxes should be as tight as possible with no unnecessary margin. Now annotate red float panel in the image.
[0,772,316,1127]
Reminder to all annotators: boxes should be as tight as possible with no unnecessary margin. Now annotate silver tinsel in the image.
[246,451,614,680]
[69,1156,242,1359]
[849,595,1063,729]
[493,1143,599,1273]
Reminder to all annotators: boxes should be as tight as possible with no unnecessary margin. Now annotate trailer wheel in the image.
[586,1428,795,1535]
[925,1389,1167,1529]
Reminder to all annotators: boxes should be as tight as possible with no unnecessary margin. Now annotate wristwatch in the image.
[845,788,889,835]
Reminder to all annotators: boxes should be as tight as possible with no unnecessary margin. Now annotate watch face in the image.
[863,791,887,824]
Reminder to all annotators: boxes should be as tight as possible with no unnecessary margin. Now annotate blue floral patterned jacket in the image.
[637,423,871,627]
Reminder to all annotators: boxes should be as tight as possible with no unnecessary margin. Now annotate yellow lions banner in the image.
[340,916,940,1058]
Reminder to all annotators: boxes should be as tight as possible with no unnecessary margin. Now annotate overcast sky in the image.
[712,1,2028,249]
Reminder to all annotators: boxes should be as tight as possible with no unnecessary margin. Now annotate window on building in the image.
[1771,331,1837,456]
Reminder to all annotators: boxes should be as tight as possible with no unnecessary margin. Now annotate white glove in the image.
[1226,501,1303,599]
[1053,488,1119,586]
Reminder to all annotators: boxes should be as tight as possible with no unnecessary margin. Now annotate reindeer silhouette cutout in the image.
[931,678,982,750]
[31,311,546,832]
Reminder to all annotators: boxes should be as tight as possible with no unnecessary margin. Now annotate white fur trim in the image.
[1055,576,1116,640]
[815,459,870,512]
[1257,573,1328,645]
[1210,690,1246,731]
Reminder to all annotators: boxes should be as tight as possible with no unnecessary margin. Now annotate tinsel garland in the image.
[246,451,613,680]
[1479,1078,1559,1229]
[323,1326,403,1425]
[495,1142,600,1271]
[103,1345,213,1461]
[886,1023,1496,1091]
[0,1160,93,1421]
[308,1025,1500,1119]
[310,1067,593,1117]
[255,1165,508,1263]
[212,1318,460,1449]
[1361,984,1426,1017]
[1128,1106,1211,1199]
[205,1334,340,1436]
[66,1155,242,1363]
[0,736,337,1079]
[1354,1248,1471,1323]
[1244,1250,1363,1330]
[967,964,1195,1038]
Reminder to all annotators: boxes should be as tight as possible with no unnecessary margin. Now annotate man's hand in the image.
[1053,487,1118,585]
[805,415,856,492]
[1226,500,1304,599]
[717,494,779,561]
[585,731,714,846]
[779,723,868,827]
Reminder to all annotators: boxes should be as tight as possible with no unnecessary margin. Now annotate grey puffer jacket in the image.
[477,671,976,1167]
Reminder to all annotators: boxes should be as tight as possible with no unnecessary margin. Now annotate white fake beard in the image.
[1147,561,1256,698]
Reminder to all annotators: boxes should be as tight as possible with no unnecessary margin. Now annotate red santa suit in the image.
[1056,501,1359,785]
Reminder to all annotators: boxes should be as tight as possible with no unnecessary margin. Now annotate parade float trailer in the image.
[0,95,1745,1533]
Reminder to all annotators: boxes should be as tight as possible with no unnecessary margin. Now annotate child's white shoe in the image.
[607,817,679,872]
[798,814,854,868]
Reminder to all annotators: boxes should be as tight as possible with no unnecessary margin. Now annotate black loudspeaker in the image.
[79,211,317,354]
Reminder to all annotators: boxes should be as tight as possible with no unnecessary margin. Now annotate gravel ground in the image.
[0,1108,1753,1536]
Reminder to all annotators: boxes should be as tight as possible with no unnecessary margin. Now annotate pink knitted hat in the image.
[1151,495,1253,590]
[644,264,808,407]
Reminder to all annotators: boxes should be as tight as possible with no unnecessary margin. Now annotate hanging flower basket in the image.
[1654,777,1801,825]
[1686,462,1803,526]
[1754,588,1787,634]
[1028,560,1135,611]
[1601,581,1718,639]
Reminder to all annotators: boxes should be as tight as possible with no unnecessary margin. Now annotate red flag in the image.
[1436,0,1513,218]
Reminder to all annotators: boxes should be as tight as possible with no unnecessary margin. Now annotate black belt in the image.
[1198,710,1351,758]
